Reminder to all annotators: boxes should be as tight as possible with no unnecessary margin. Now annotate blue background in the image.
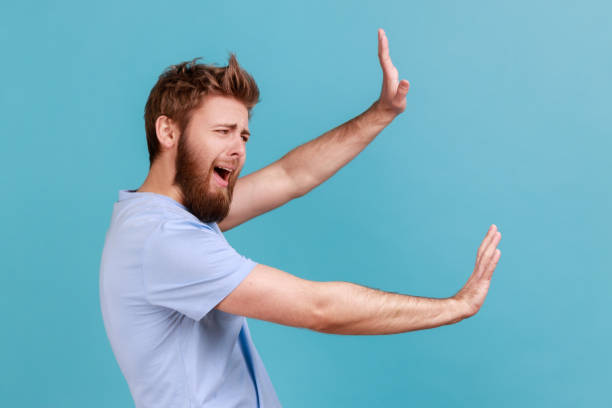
[1,0,610,406]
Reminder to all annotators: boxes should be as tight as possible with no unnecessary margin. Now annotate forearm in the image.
[314,281,468,335]
[279,100,397,197]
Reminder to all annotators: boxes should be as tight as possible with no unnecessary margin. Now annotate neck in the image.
[137,158,183,205]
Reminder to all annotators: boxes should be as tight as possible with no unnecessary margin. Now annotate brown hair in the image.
[144,53,260,166]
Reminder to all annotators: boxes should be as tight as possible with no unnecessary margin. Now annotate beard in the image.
[172,133,238,224]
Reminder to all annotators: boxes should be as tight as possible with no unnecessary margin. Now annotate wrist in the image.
[369,99,398,126]
[447,297,470,324]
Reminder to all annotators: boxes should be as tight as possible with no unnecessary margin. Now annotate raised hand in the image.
[453,225,503,318]
[377,28,410,116]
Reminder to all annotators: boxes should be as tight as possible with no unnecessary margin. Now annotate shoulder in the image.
[158,217,216,235]
[143,217,226,260]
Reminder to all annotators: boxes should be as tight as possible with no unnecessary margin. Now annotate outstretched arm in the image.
[218,29,410,232]
[216,225,502,334]
[275,27,410,197]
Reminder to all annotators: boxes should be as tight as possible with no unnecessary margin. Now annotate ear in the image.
[155,115,180,150]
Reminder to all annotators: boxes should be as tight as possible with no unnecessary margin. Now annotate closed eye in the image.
[216,129,230,134]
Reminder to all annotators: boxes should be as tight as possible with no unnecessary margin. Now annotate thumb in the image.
[394,79,410,103]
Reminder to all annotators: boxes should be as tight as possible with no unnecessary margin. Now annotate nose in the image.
[228,132,246,159]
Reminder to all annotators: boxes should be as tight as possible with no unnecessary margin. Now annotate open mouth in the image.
[213,166,231,182]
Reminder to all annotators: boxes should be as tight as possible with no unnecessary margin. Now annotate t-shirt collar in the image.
[118,189,188,211]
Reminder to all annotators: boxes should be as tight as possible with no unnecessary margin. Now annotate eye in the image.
[242,135,249,143]
[216,129,230,134]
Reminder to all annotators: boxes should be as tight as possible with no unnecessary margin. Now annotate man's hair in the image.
[144,53,260,166]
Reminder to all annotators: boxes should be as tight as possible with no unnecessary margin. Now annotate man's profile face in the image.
[172,94,250,223]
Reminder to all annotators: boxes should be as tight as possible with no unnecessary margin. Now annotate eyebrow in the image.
[213,123,250,136]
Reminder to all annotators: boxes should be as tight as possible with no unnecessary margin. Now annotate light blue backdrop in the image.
[1,0,610,406]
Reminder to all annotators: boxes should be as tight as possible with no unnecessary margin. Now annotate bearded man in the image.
[99,29,502,408]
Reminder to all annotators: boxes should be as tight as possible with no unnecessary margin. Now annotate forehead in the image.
[191,94,249,127]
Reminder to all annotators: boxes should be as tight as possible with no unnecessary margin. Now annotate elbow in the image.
[290,177,311,199]
[309,304,329,333]
[291,187,307,200]
[286,169,317,199]
[307,282,334,333]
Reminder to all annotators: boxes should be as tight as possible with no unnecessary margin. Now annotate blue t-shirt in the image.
[99,189,282,408]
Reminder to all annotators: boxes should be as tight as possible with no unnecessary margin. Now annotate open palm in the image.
[377,28,410,115]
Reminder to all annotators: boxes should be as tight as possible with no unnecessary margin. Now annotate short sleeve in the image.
[142,219,257,321]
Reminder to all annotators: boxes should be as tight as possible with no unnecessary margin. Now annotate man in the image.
[99,28,502,408]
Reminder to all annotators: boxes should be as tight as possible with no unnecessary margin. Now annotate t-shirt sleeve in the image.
[142,219,257,321]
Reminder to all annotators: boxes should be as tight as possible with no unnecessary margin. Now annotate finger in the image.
[483,249,501,281]
[393,79,410,103]
[474,228,500,278]
[483,231,502,262]
[377,29,395,79]
[476,232,501,280]
[476,225,497,263]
